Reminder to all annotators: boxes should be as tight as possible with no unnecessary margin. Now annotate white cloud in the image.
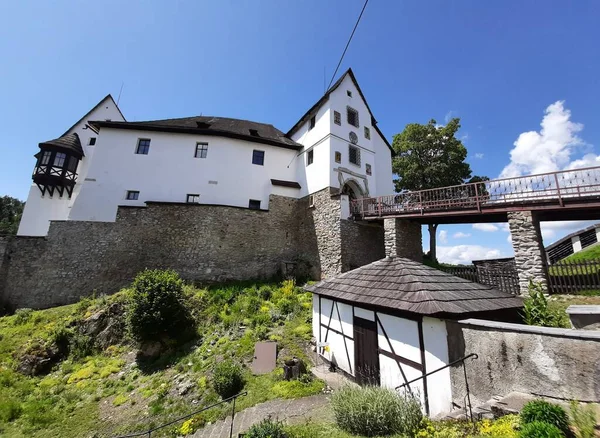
[439,230,448,244]
[474,153,484,159]
[472,223,499,232]
[444,110,456,123]
[500,101,587,178]
[453,232,471,239]
[437,245,503,265]
[540,220,598,243]
[499,223,510,232]
[507,233,513,244]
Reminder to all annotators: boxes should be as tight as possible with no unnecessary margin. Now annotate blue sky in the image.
[2,1,599,263]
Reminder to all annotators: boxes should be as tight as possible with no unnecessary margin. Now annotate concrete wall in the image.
[447,319,600,407]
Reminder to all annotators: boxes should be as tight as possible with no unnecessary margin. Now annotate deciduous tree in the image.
[0,196,24,235]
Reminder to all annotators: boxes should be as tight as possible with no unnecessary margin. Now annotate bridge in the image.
[351,166,600,295]
[351,166,600,224]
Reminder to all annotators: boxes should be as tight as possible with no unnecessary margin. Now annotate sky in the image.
[1,1,600,264]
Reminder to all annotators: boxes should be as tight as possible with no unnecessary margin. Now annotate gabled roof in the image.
[287,68,394,153]
[39,133,84,158]
[305,257,523,316]
[90,116,303,151]
[62,94,125,137]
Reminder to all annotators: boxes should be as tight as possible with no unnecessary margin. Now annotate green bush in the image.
[126,269,195,342]
[519,421,564,438]
[0,397,22,422]
[520,400,570,436]
[245,418,287,438]
[69,332,95,359]
[522,282,565,327]
[13,308,33,325]
[332,386,422,437]
[570,401,596,438]
[212,360,244,399]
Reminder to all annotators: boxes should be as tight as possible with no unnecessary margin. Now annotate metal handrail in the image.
[113,391,247,438]
[395,353,478,421]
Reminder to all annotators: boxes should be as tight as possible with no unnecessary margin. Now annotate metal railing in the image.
[113,391,247,438]
[395,353,478,421]
[352,166,600,218]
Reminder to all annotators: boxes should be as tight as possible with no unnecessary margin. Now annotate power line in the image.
[326,0,370,91]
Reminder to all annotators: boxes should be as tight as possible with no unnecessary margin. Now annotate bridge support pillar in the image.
[384,219,422,262]
[507,211,548,295]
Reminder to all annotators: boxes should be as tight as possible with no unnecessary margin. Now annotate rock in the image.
[178,380,195,396]
[96,320,123,349]
[138,340,163,359]
[17,345,62,376]
[81,310,108,337]
[283,358,306,381]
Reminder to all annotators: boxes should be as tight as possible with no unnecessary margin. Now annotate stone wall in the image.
[384,218,422,261]
[447,318,600,407]
[508,211,548,295]
[340,220,385,271]
[1,189,388,310]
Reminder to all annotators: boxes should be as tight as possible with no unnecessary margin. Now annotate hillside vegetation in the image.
[562,243,600,263]
[0,275,321,438]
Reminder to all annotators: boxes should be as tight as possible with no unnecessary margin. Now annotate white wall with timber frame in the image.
[312,294,452,417]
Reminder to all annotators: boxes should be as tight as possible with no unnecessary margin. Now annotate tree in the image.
[392,118,484,262]
[0,196,24,235]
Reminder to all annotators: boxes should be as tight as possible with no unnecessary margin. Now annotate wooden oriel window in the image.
[347,106,359,128]
[252,150,265,166]
[126,190,139,200]
[53,152,67,167]
[40,151,52,166]
[195,142,208,158]
[136,139,151,155]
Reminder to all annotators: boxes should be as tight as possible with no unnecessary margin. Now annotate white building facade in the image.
[18,69,394,236]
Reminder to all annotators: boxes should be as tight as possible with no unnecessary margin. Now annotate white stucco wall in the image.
[68,128,299,222]
[18,96,125,236]
[312,294,452,418]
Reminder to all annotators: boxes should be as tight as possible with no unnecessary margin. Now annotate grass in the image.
[562,243,600,263]
[0,279,322,438]
[547,294,600,328]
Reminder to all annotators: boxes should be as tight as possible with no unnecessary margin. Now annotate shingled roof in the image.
[90,116,302,151]
[305,257,523,316]
[38,133,84,158]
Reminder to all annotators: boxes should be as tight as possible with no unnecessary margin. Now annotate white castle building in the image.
[18,69,394,237]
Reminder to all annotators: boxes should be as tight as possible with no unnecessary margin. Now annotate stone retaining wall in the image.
[447,318,600,407]
[340,219,385,271]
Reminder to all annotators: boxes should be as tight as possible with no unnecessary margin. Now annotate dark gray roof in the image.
[39,133,84,158]
[91,116,302,151]
[62,94,125,136]
[305,257,523,316]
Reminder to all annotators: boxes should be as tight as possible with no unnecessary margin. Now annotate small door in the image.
[353,316,380,385]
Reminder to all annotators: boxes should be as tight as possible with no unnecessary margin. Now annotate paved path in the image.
[191,395,331,438]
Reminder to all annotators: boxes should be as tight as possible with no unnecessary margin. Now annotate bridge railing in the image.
[351,166,600,217]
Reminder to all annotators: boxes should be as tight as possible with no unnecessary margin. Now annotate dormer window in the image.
[196,122,211,129]
[309,115,316,130]
[347,106,359,128]
[135,139,151,155]
[249,129,260,137]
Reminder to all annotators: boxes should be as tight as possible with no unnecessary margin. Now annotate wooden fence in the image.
[546,260,600,294]
[440,260,600,295]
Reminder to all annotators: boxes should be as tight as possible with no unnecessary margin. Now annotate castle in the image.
[1,69,402,310]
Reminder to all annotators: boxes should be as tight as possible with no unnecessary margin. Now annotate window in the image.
[54,152,66,167]
[67,156,78,172]
[347,106,359,127]
[307,149,314,166]
[252,150,265,165]
[347,90,352,97]
[308,195,315,208]
[187,194,200,203]
[126,190,139,200]
[366,163,372,176]
[248,199,261,210]
[136,139,151,155]
[335,151,342,163]
[249,129,260,137]
[364,126,371,140]
[89,137,97,146]
[40,151,52,165]
[334,111,341,126]
[309,115,316,130]
[195,142,208,158]
[349,145,361,166]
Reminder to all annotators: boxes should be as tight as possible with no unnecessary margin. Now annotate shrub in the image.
[13,308,33,325]
[70,332,95,359]
[478,414,520,437]
[570,401,596,438]
[179,416,205,436]
[332,386,422,437]
[519,421,564,438]
[520,400,570,436]
[212,360,244,399]
[245,417,287,438]
[0,397,22,422]
[522,282,564,327]
[126,269,195,342]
